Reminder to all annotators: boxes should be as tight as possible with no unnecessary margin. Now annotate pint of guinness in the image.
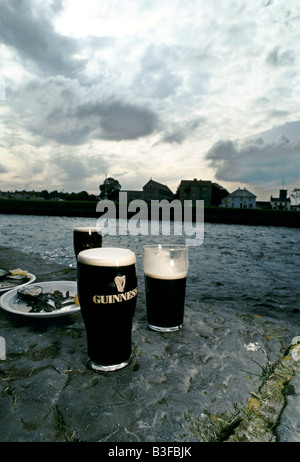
[73,227,102,258]
[77,247,137,371]
[143,244,188,332]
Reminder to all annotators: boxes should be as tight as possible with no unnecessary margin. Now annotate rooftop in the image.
[228,188,256,198]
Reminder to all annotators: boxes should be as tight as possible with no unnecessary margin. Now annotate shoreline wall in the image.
[0,198,299,228]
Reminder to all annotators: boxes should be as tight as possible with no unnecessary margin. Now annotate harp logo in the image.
[114,275,126,293]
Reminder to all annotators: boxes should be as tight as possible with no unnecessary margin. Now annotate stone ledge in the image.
[184,344,300,442]
[0,245,299,442]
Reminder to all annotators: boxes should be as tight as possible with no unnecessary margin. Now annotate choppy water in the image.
[0,213,299,324]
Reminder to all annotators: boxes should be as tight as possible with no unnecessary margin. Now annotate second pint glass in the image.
[143,244,188,332]
[77,247,137,371]
[73,226,102,258]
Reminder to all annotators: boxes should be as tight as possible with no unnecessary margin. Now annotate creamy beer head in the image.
[143,244,188,280]
[78,247,136,267]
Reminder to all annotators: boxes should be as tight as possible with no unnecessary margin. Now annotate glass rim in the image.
[77,247,136,267]
[73,226,102,233]
[143,244,187,251]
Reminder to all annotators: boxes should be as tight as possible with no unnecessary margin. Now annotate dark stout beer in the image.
[143,244,188,332]
[145,274,187,331]
[73,227,102,257]
[77,247,137,371]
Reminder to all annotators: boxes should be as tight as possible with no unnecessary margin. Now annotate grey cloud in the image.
[206,132,300,185]
[78,101,159,141]
[141,44,179,71]
[269,110,289,118]
[162,130,187,145]
[11,76,159,144]
[161,118,206,145]
[51,152,109,184]
[133,69,182,99]
[225,20,258,48]
[266,46,295,67]
[243,137,264,146]
[247,121,300,144]
[0,164,8,174]
[132,44,182,99]
[11,77,89,145]
[205,140,236,160]
[0,0,86,78]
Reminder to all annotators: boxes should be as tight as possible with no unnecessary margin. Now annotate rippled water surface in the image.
[0,214,299,324]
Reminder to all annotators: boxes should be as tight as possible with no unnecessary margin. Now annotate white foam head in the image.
[78,247,136,267]
[143,244,188,279]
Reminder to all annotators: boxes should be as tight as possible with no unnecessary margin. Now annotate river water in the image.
[0,213,299,324]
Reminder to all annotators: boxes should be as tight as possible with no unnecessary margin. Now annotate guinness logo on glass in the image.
[114,275,126,292]
[92,274,137,305]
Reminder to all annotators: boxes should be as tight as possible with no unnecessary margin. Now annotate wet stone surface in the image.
[0,245,299,442]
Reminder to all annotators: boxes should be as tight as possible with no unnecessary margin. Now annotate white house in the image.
[221,187,256,208]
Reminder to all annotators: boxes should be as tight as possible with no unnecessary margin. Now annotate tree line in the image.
[2,177,230,206]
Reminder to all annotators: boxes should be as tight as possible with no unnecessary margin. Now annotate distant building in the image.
[177,179,212,207]
[221,187,256,208]
[143,179,175,202]
[120,179,175,203]
[270,189,291,210]
[120,190,144,202]
[0,190,45,200]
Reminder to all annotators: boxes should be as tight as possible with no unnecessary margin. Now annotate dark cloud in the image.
[0,0,299,195]
[205,139,236,160]
[0,0,86,78]
[10,77,86,145]
[0,1,159,145]
[10,76,159,144]
[206,130,300,185]
[78,101,159,141]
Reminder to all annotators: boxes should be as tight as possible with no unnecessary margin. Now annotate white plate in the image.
[0,272,36,294]
[0,280,80,318]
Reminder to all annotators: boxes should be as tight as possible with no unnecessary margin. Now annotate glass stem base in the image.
[88,355,132,372]
[147,323,182,332]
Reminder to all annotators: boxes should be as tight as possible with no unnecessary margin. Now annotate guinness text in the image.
[93,288,138,304]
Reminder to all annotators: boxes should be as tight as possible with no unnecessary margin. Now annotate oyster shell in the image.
[0,268,9,280]
[7,274,28,281]
[18,285,43,300]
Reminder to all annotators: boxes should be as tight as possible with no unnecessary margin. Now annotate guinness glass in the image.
[143,244,188,332]
[77,247,137,372]
[73,227,102,258]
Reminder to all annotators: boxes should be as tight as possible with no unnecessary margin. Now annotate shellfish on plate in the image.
[0,268,35,292]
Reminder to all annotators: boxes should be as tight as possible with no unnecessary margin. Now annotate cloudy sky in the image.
[0,0,299,201]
